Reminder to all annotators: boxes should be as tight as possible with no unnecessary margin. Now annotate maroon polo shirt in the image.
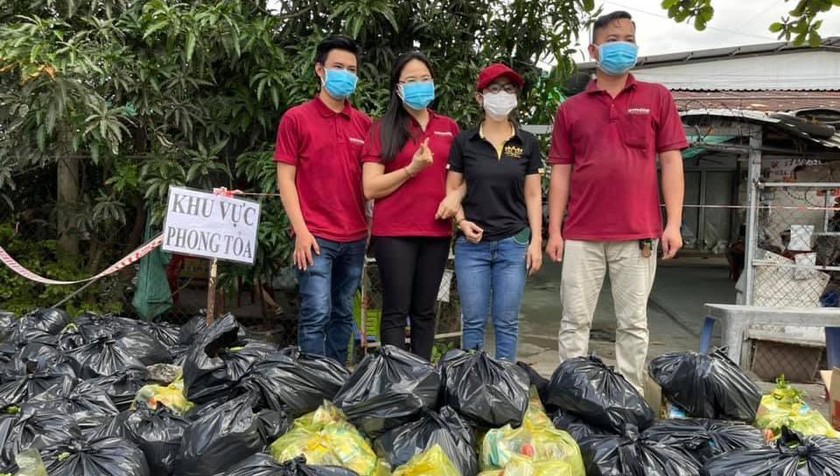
[548,74,688,241]
[274,96,372,242]
[362,111,459,238]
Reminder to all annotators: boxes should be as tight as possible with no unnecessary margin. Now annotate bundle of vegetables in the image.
[754,377,838,440]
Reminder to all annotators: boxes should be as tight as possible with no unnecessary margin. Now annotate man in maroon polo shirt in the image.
[274,36,372,364]
[546,11,687,393]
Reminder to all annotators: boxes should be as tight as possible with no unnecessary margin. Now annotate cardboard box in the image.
[821,368,840,431]
[644,375,665,419]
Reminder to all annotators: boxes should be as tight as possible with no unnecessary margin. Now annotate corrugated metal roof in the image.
[673,91,840,112]
[681,108,840,150]
[578,36,840,70]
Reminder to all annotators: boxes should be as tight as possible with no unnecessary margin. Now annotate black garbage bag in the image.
[333,345,441,438]
[225,454,360,476]
[701,430,840,476]
[74,314,138,342]
[76,368,148,411]
[66,329,171,379]
[85,409,133,440]
[579,432,703,476]
[516,361,550,404]
[649,349,761,422]
[441,350,529,428]
[0,406,82,469]
[0,351,74,383]
[643,418,766,465]
[0,312,15,343]
[178,315,209,346]
[236,347,349,416]
[552,409,617,442]
[374,406,477,475]
[43,436,150,476]
[183,313,275,405]
[58,325,87,352]
[27,381,119,434]
[178,313,248,347]
[17,330,61,360]
[545,356,655,434]
[18,308,70,335]
[136,320,181,348]
[123,406,190,475]
[174,393,292,476]
[0,358,77,408]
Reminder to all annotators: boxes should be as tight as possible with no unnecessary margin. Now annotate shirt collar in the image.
[313,94,354,118]
[471,121,521,141]
[585,73,638,95]
[408,109,439,130]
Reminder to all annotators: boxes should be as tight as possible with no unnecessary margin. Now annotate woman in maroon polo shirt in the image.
[361,52,460,361]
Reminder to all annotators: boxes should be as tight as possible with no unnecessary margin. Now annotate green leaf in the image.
[143,20,169,39]
[186,31,196,62]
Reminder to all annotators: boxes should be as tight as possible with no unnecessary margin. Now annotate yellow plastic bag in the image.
[270,402,378,476]
[14,449,47,476]
[392,445,459,476]
[478,454,582,476]
[133,377,195,415]
[480,391,585,475]
[755,378,839,440]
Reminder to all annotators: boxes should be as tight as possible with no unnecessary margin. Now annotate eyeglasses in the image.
[398,76,433,84]
[485,83,518,94]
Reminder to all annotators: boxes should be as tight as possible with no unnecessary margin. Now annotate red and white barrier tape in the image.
[0,234,164,285]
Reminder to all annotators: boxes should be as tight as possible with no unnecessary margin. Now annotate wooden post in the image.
[206,258,218,325]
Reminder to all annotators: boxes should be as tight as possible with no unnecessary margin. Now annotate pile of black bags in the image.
[0,310,352,475]
[2,306,838,476]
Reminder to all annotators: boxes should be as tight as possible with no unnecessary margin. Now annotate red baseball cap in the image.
[476,63,525,92]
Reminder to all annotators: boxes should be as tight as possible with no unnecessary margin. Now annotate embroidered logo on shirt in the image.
[627,108,651,115]
[348,137,365,146]
[503,145,524,159]
[433,131,454,138]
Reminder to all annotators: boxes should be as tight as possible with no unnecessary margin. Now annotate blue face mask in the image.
[399,81,435,110]
[322,68,358,100]
[597,41,638,76]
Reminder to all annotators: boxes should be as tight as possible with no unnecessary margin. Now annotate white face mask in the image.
[482,91,518,120]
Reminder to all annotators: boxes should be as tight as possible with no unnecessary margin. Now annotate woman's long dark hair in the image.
[380,52,434,163]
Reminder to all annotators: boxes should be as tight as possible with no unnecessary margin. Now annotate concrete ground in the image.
[506,259,731,374]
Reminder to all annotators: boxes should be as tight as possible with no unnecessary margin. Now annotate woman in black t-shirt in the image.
[445,63,543,361]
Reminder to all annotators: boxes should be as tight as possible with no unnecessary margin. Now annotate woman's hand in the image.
[459,220,484,243]
[436,195,462,220]
[406,138,433,176]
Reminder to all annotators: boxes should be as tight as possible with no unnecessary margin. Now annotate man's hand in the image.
[527,242,543,276]
[661,225,683,260]
[546,233,565,262]
[459,220,483,243]
[435,194,461,220]
[294,230,320,270]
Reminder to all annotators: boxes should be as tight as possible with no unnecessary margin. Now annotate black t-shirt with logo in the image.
[448,125,542,241]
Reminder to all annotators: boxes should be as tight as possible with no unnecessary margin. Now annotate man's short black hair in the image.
[315,35,360,65]
[592,10,634,43]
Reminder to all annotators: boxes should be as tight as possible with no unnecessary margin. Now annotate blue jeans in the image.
[296,237,366,364]
[454,235,528,361]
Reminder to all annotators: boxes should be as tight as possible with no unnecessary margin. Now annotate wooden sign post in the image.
[161,186,260,324]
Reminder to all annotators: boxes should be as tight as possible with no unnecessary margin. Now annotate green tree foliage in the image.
[661,0,840,47]
[0,0,593,302]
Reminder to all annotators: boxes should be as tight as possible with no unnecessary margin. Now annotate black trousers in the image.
[374,236,450,361]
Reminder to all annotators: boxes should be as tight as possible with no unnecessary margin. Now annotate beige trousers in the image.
[558,239,657,393]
